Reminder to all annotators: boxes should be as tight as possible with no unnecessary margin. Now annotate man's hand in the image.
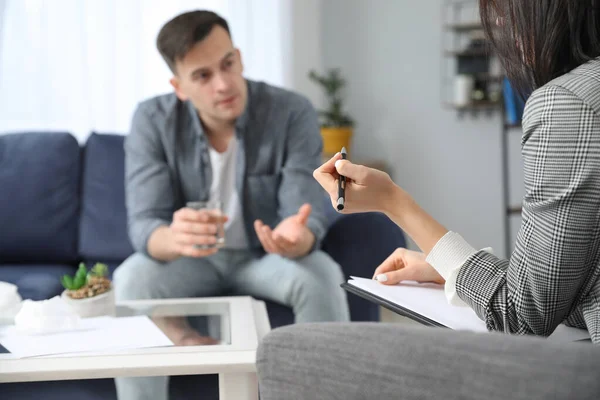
[169,207,228,258]
[254,203,316,259]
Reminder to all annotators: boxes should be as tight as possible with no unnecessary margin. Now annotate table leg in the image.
[220,311,231,344]
[219,372,258,400]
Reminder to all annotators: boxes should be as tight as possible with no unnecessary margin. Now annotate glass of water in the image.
[186,200,225,249]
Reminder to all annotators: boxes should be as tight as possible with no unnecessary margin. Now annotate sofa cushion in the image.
[79,133,134,262]
[0,375,219,400]
[82,261,121,281]
[264,300,294,328]
[0,264,77,300]
[322,196,342,229]
[0,132,80,263]
[322,212,407,322]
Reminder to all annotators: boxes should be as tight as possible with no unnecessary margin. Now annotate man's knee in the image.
[292,271,344,304]
[113,253,165,301]
[289,252,349,320]
[301,251,346,287]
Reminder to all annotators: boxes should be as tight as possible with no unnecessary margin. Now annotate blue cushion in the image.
[0,379,117,400]
[0,132,80,263]
[323,196,342,228]
[0,375,219,400]
[82,261,120,280]
[322,212,407,322]
[79,133,134,262]
[264,300,294,328]
[0,264,77,300]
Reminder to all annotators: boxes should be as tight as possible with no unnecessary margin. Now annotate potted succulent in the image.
[60,263,115,318]
[308,68,355,159]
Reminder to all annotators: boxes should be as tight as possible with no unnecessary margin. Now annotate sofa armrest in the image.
[257,323,600,400]
[321,212,406,321]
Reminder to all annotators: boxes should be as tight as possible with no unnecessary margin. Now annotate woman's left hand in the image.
[373,248,445,285]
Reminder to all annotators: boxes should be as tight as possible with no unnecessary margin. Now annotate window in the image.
[0,0,291,141]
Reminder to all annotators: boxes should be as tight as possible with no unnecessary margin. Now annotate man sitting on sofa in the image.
[113,9,349,400]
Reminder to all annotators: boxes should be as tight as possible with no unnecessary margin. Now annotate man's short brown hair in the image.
[156,10,231,74]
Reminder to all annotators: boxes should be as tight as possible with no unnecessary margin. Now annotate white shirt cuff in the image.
[426,231,492,307]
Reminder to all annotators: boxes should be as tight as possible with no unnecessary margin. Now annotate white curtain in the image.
[0,0,293,142]
[0,0,6,80]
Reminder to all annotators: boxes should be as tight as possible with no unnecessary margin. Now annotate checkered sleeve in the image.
[455,84,600,336]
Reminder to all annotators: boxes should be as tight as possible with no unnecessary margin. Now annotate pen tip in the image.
[341,147,347,154]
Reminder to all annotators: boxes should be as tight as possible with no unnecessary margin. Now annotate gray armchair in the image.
[257,323,600,400]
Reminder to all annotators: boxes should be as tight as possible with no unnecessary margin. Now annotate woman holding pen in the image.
[314,0,600,344]
[257,2,600,399]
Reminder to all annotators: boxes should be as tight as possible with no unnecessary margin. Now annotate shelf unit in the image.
[444,49,490,57]
[501,117,525,257]
[442,0,502,111]
[444,0,524,258]
[445,22,485,31]
[443,100,501,110]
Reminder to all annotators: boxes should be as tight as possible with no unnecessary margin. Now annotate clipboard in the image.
[341,282,446,328]
[341,277,490,332]
[342,277,592,342]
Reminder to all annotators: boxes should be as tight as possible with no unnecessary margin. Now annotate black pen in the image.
[337,147,347,211]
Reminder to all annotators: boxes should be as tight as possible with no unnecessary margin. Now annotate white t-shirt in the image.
[208,137,249,249]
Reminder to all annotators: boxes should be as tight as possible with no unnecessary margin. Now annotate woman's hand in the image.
[373,248,445,285]
[313,152,401,214]
[314,153,449,256]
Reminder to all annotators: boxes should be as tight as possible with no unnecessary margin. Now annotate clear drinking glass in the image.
[186,200,225,249]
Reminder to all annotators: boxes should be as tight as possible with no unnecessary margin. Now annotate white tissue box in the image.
[0,281,23,323]
[14,296,80,334]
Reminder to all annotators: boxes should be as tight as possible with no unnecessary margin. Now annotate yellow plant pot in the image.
[321,127,353,158]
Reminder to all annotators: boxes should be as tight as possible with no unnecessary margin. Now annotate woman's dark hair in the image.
[480,0,600,95]
[157,10,230,74]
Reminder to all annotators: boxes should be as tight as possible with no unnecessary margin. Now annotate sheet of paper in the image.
[349,276,487,332]
[0,315,174,358]
[348,276,590,342]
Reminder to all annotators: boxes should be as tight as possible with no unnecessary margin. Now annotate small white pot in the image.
[61,288,116,318]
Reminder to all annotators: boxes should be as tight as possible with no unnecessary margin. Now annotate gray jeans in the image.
[113,248,349,400]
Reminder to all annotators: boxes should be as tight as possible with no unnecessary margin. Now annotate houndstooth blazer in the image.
[456,57,600,344]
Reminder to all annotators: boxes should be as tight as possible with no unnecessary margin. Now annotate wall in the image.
[321,0,509,257]
[0,0,5,70]
[289,0,324,109]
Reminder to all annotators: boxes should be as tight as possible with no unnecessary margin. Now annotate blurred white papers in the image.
[0,316,173,358]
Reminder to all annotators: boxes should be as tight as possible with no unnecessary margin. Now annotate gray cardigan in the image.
[123,80,328,257]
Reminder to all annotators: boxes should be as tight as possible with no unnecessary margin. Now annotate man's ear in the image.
[170,76,188,101]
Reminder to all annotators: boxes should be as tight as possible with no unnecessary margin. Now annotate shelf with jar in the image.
[441,1,503,111]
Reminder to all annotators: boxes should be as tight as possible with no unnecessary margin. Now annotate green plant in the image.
[308,68,354,128]
[89,263,108,278]
[61,262,108,291]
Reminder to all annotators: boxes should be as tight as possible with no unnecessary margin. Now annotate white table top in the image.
[0,296,271,383]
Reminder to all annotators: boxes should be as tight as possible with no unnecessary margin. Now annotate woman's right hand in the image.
[313,152,401,214]
[372,248,445,285]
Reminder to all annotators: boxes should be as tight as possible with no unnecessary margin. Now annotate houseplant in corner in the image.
[308,68,355,159]
[60,262,116,318]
